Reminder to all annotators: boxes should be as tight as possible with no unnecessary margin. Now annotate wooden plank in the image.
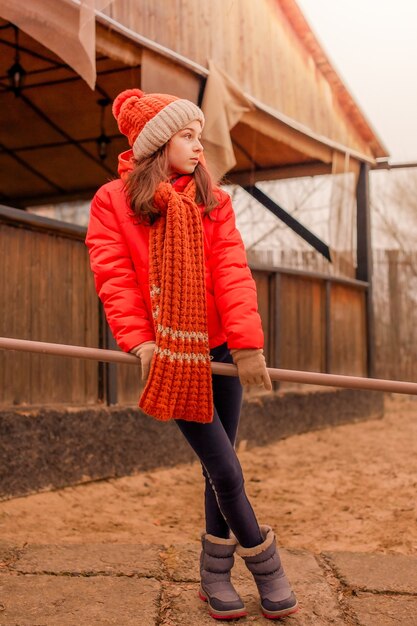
[71,240,83,403]
[1,226,31,404]
[83,249,100,404]
[141,50,201,101]
[279,274,326,372]
[325,281,332,373]
[0,226,4,402]
[117,360,141,405]
[28,228,43,404]
[330,284,367,376]
[270,271,281,391]
[48,235,67,403]
[71,239,89,403]
[1,223,101,407]
[252,270,270,361]
[105,324,118,405]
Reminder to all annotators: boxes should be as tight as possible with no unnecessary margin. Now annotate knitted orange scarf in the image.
[139,179,214,423]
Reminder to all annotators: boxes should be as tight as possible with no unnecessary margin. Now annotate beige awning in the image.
[201,61,255,181]
[200,61,363,183]
[0,0,114,89]
[0,8,372,207]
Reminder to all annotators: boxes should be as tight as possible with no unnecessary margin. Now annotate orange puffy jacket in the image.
[85,150,264,353]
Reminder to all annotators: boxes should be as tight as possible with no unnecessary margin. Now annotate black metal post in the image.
[356,162,375,377]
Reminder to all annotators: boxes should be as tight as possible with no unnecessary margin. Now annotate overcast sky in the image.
[296,0,417,163]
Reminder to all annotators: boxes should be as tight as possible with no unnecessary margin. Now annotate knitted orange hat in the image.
[112,89,205,162]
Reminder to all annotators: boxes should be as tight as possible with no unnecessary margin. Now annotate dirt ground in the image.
[0,395,416,556]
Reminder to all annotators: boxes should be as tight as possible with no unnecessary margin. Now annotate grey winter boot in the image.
[199,533,247,620]
[236,525,298,620]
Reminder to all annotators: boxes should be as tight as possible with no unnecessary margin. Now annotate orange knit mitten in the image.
[230,348,272,391]
[130,341,156,382]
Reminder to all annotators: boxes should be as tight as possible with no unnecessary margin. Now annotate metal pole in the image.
[1,337,416,396]
[356,162,375,377]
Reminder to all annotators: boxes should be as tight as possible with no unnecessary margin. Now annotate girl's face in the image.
[167,120,204,176]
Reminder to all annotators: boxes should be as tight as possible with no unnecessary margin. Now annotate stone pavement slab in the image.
[279,550,345,625]
[160,579,343,626]
[0,575,160,626]
[348,592,417,626]
[325,551,417,594]
[10,543,163,578]
[161,543,345,625]
[160,543,200,582]
[2,543,416,625]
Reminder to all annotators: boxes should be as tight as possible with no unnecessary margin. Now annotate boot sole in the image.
[261,600,299,619]
[198,589,248,620]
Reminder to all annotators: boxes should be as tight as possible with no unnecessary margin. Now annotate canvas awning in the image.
[0,3,382,207]
[0,0,116,89]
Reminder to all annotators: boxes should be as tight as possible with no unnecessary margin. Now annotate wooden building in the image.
[0,0,388,407]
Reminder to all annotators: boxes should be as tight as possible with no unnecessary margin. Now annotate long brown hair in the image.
[124,144,218,224]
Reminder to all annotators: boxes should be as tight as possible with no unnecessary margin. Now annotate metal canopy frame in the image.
[243,185,332,261]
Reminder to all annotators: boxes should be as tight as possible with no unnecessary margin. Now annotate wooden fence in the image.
[250,248,417,383]
[0,207,99,406]
[372,249,417,382]
[0,206,380,407]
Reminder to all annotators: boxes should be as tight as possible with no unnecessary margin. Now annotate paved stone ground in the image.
[0,543,416,625]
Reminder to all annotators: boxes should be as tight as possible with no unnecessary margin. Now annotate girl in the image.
[86,89,298,621]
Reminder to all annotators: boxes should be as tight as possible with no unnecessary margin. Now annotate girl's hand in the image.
[130,341,156,381]
[230,348,272,391]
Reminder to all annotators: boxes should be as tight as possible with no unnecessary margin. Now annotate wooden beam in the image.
[227,161,332,185]
[372,160,417,170]
[11,188,105,207]
[0,203,86,240]
[5,134,121,154]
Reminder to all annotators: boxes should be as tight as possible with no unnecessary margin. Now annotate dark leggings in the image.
[175,343,263,548]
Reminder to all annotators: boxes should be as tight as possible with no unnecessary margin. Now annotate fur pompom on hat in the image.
[112,88,205,162]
